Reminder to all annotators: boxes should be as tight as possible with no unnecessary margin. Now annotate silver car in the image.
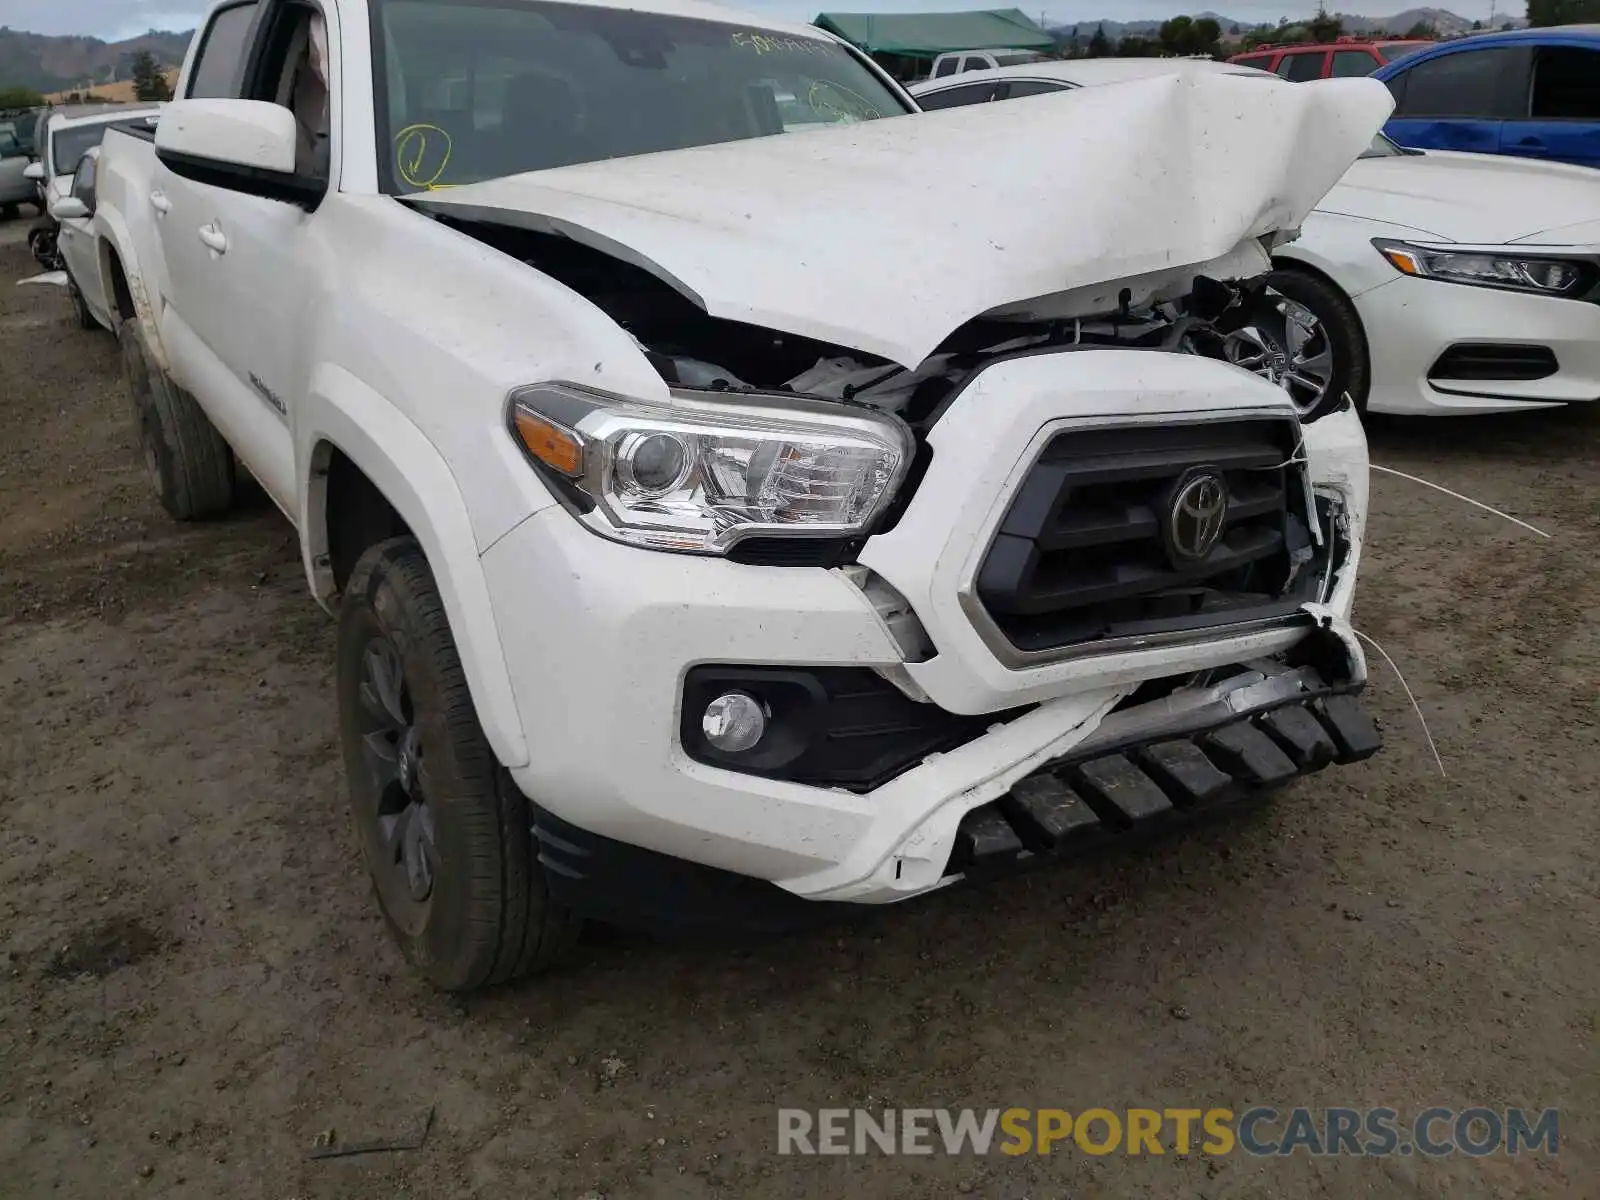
[0,120,40,216]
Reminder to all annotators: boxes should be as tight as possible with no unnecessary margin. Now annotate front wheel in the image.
[337,537,580,991]
[1223,268,1370,416]
[27,220,57,271]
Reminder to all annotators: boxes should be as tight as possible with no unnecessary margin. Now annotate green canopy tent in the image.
[813,9,1056,78]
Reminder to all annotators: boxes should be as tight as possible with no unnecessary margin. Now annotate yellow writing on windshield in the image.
[731,30,829,56]
[805,81,883,123]
[394,123,453,190]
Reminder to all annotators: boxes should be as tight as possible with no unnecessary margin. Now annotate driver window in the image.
[251,2,331,178]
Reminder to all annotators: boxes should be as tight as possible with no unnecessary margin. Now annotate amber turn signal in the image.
[1377,245,1423,276]
[514,409,584,476]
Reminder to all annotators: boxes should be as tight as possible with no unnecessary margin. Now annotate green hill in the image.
[0,27,193,95]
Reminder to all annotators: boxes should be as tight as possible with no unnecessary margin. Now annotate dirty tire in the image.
[1267,266,1371,413]
[119,320,234,520]
[338,537,580,991]
[68,277,96,331]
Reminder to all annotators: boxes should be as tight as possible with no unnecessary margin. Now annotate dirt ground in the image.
[0,218,1595,1200]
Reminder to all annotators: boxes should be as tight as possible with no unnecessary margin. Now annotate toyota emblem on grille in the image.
[1164,470,1229,565]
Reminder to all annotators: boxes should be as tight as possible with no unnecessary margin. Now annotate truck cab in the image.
[929,47,1053,79]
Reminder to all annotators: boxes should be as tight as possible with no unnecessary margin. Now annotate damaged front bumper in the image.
[522,641,1380,931]
[776,620,1374,905]
[950,654,1379,883]
[483,351,1373,919]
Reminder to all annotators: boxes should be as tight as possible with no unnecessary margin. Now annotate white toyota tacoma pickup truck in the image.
[89,0,1391,990]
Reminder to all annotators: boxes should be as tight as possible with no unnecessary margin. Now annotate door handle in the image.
[197,222,228,255]
[149,189,171,215]
[1517,137,1545,147]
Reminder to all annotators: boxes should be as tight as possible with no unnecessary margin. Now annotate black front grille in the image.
[1428,344,1558,382]
[976,419,1322,653]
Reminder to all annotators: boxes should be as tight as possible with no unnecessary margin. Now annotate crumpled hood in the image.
[1320,149,1600,244]
[414,73,1392,368]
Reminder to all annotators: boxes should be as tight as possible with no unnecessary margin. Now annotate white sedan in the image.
[913,59,1600,416]
[50,146,114,332]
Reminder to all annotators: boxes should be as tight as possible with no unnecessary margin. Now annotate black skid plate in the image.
[948,691,1379,877]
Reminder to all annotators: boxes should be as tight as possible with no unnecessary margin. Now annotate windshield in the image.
[52,123,115,174]
[994,51,1049,66]
[1375,41,1427,64]
[371,0,909,192]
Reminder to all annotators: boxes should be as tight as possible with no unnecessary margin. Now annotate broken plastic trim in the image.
[1069,644,1360,760]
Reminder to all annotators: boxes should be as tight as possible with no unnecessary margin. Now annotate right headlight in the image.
[1373,239,1590,296]
[509,382,913,555]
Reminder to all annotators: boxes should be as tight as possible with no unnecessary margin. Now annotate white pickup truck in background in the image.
[87,0,1391,991]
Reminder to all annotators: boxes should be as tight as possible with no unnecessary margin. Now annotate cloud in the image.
[0,0,1500,40]
[0,0,206,38]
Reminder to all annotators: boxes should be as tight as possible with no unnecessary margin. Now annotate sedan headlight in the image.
[509,383,913,554]
[1374,239,1589,296]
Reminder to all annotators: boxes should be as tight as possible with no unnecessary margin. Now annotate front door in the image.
[1383,46,1522,155]
[55,154,107,326]
[154,163,310,512]
[1500,43,1600,167]
[153,0,332,515]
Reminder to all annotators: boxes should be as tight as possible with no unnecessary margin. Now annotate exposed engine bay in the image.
[433,215,1314,432]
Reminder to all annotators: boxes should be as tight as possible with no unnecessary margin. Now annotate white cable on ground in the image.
[1371,464,1552,539]
[1355,628,1447,780]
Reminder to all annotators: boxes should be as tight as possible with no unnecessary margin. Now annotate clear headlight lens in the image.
[509,383,913,554]
[1374,239,1587,295]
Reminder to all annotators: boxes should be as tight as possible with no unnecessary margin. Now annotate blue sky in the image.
[0,0,1510,40]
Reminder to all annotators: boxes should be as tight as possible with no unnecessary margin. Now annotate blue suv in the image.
[1373,26,1600,167]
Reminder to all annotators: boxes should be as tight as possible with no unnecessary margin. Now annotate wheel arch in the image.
[93,210,172,372]
[300,364,531,769]
[1271,251,1353,297]
[101,240,136,323]
[1269,253,1374,403]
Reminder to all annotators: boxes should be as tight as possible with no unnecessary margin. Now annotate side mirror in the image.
[155,98,323,209]
[23,161,43,181]
[50,196,89,221]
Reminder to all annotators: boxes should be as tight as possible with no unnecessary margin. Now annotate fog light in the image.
[702,691,767,753]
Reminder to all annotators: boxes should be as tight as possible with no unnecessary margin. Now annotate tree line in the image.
[0,49,172,112]
[1056,1,1600,62]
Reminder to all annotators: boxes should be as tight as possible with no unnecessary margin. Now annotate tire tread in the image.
[120,321,234,519]
[342,538,578,991]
